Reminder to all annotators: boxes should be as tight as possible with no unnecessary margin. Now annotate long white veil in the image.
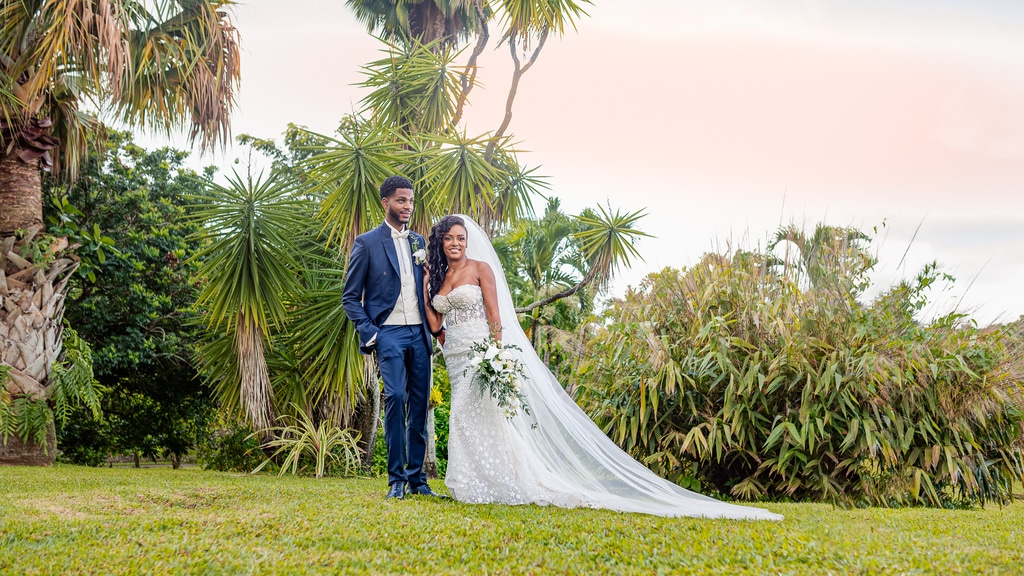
[455,215,781,520]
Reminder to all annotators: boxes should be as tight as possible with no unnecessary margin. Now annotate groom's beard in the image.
[389,207,410,226]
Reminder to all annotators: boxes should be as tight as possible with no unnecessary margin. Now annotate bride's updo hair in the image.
[427,215,466,304]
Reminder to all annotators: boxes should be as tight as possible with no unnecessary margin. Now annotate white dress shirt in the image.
[383,222,422,326]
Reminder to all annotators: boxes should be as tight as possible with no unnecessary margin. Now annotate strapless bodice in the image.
[431,284,486,327]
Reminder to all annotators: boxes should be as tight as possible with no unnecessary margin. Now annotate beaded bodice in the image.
[431,284,488,356]
[431,284,487,328]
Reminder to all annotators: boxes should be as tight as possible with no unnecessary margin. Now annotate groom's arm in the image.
[342,236,377,352]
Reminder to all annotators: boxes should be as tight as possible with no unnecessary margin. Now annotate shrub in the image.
[195,419,265,473]
[252,406,362,478]
[579,232,1024,508]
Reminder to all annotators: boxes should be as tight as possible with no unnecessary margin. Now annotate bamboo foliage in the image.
[579,237,1024,507]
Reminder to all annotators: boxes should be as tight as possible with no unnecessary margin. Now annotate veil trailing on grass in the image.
[455,215,781,520]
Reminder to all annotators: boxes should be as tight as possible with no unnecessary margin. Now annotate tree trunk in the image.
[0,421,56,466]
[1,227,79,466]
[0,149,43,237]
[423,406,438,479]
[353,355,380,470]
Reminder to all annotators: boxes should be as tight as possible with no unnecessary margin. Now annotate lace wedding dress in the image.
[432,216,782,520]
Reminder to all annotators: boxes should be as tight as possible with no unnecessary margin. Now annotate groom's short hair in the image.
[380,175,414,199]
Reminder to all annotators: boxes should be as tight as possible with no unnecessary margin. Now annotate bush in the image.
[195,420,265,473]
[579,228,1024,508]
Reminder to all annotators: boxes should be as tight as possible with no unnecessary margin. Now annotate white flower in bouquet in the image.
[464,334,530,421]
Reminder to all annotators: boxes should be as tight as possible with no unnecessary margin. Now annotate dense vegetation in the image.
[578,226,1024,507]
[42,132,215,467]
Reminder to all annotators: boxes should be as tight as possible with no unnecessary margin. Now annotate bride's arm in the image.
[422,270,444,336]
[477,261,502,341]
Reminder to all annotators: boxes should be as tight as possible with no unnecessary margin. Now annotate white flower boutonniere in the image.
[410,238,426,266]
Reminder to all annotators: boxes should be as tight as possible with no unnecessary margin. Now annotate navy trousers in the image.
[376,324,431,489]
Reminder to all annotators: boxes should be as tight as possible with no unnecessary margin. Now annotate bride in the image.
[422,215,781,520]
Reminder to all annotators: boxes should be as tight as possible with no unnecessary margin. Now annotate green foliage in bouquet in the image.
[465,336,530,421]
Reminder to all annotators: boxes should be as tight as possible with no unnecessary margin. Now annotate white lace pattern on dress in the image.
[434,285,585,507]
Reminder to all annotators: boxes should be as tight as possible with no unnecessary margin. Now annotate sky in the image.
[170,0,1024,327]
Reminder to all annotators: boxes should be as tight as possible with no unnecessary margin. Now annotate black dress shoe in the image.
[385,483,406,499]
[407,484,449,499]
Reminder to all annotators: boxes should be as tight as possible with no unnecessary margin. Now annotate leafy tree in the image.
[0,0,240,463]
[43,131,215,467]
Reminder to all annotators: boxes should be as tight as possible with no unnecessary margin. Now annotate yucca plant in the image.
[251,405,363,479]
[190,169,312,432]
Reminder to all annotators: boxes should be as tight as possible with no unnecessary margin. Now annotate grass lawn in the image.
[1,466,1022,575]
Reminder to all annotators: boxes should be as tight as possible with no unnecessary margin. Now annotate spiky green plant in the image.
[252,405,363,479]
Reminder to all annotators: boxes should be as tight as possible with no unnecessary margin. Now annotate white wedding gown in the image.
[432,216,782,520]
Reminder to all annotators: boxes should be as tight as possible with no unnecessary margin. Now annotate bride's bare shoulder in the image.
[469,258,495,278]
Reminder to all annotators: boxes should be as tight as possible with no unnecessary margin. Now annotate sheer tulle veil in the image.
[453,215,781,520]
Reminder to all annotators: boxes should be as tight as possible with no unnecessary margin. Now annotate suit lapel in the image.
[379,223,400,274]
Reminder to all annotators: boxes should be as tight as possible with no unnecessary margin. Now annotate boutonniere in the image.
[410,238,426,266]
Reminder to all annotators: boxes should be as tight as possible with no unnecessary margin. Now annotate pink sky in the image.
[184,0,1024,325]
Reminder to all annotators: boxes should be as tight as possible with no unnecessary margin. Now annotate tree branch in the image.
[485,26,549,162]
[453,0,488,127]
[514,263,597,314]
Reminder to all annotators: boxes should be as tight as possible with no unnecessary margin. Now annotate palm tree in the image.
[769,224,873,293]
[190,170,312,434]
[346,0,481,49]
[516,203,651,314]
[345,0,591,140]
[503,198,580,344]
[0,0,240,463]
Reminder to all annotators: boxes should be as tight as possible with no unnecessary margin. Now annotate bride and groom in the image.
[342,175,781,520]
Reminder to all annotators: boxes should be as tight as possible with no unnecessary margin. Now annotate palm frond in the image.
[574,204,650,290]
[300,124,410,253]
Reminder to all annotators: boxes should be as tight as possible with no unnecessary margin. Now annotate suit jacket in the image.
[342,222,432,355]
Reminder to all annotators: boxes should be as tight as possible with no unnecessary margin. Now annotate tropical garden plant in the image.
[0,0,240,464]
[43,132,215,468]
[578,226,1024,507]
[188,2,647,480]
[251,404,363,479]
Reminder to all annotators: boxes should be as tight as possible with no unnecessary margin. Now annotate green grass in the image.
[1,466,1022,574]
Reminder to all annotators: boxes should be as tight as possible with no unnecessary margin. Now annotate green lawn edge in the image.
[1,465,1022,575]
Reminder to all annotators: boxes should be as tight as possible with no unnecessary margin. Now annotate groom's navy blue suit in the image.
[342,222,433,491]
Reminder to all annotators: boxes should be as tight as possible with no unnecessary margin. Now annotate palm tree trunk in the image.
[0,226,78,466]
[0,149,43,237]
[236,314,275,433]
[0,425,56,466]
[423,406,438,479]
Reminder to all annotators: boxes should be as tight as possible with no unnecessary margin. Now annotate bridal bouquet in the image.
[465,336,530,421]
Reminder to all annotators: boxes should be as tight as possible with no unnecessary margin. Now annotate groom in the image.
[342,175,441,499]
